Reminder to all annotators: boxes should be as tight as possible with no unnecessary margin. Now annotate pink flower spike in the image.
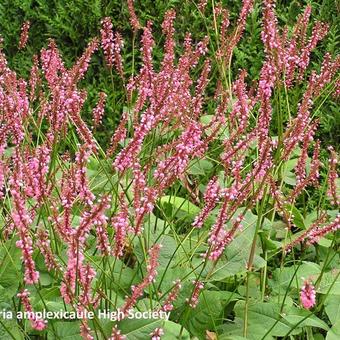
[193,177,220,229]
[101,17,115,68]
[92,92,107,128]
[127,0,141,31]
[108,325,126,340]
[150,328,164,340]
[18,21,30,49]
[327,146,339,206]
[17,290,47,330]
[300,279,316,309]
[161,279,182,312]
[186,280,204,308]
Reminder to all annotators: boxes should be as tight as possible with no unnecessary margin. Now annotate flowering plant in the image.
[0,0,339,339]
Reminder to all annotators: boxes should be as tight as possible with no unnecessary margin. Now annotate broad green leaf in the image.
[282,306,329,331]
[237,274,261,299]
[181,291,240,338]
[234,301,300,337]
[47,321,82,339]
[142,214,170,245]
[269,262,321,294]
[282,159,298,185]
[200,115,229,139]
[118,318,190,339]
[326,320,340,340]
[325,295,340,325]
[97,258,138,291]
[217,316,275,340]
[283,204,305,229]
[159,196,200,219]
[0,240,22,298]
[187,158,213,175]
[162,320,190,340]
[219,336,249,340]
[0,319,25,340]
[318,270,340,295]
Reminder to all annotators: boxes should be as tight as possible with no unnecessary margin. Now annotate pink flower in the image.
[93,195,112,256]
[101,17,115,67]
[112,194,130,257]
[187,280,204,308]
[121,244,162,316]
[74,144,96,205]
[327,146,339,206]
[69,37,99,83]
[17,290,46,330]
[100,18,124,75]
[80,320,94,340]
[79,263,97,306]
[92,92,107,128]
[150,328,164,340]
[106,111,128,157]
[289,140,321,202]
[127,0,141,30]
[193,177,221,229]
[9,154,39,285]
[284,214,339,251]
[307,215,340,244]
[154,122,205,188]
[161,279,182,312]
[208,214,244,261]
[300,279,316,309]
[18,21,30,49]
[40,39,65,89]
[108,325,126,340]
[36,229,60,271]
[198,0,208,12]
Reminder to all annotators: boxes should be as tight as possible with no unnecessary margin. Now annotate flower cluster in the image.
[327,146,339,206]
[150,328,164,340]
[187,280,204,308]
[18,21,30,49]
[17,290,47,330]
[300,279,316,309]
[161,279,182,312]
[121,244,162,316]
[92,92,107,127]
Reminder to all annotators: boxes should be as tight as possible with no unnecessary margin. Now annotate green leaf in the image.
[269,262,321,294]
[181,291,240,338]
[234,301,300,337]
[162,320,190,340]
[325,295,340,325]
[283,204,305,229]
[217,316,275,340]
[282,306,329,331]
[318,270,340,295]
[187,158,213,175]
[0,319,25,340]
[142,214,170,243]
[118,318,188,340]
[200,115,229,139]
[282,159,298,185]
[0,240,22,299]
[47,321,82,339]
[326,320,340,340]
[159,196,200,220]
[219,336,249,340]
